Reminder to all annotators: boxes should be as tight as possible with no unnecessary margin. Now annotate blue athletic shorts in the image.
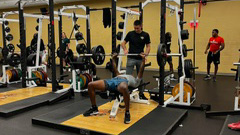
[104,77,128,92]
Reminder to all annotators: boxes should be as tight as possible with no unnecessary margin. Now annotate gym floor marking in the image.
[62,94,172,134]
[0,83,70,106]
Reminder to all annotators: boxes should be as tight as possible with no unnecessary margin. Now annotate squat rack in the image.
[0,12,20,85]
[18,0,59,88]
[89,0,143,55]
[55,5,90,76]
[0,11,19,65]
[142,0,198,107]
[17,0,58,90]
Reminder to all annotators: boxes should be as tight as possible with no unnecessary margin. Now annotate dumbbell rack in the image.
[27,65,47,87]
[234,62,240,111]
[0,64,22,84]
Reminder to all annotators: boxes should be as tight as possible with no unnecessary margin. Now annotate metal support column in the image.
[18,1,27,88]
[49,0,57,92]
[58,10,63,76]
[159,0,166,105]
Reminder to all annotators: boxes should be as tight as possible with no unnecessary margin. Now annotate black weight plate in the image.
[157,44,167,67]
[184,59,193,78]
[181,29,189,40]
[27,54,42,66]
[6,34,13,41]
[75,32,84,41]
[77,56,88,63]
[7,44,15,53]
[57,47,66,58]
[117,32,123,41]
[5,27,10,33]
[7,53,21,67]
[76,43,87,54]
[4,21,9,26]
[74,24,80,31]
[118,22,124,29]
[92,45,105,65]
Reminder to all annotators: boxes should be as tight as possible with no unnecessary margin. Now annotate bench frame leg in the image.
[109,90,150,118]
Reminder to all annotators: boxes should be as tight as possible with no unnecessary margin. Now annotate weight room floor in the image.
[0,66,238,135]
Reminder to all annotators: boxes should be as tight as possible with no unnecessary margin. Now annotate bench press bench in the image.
[98,82,150,118]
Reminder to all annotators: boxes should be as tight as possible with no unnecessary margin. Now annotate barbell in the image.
[59,43,192,69]
[76,44,182,65]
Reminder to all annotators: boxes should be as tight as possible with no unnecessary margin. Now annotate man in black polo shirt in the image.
[121,20,151,100]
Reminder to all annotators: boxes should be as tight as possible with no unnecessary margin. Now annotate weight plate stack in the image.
[6,70,12,81]
[40,70,48,82]
[184,81,195,97]
[16,69,22,79]
[11,69,17,81]
[7,53,21,67]
[172,83,193,102]
[32,71,39,85]
[83,74,88,89]
[80,74,86,89]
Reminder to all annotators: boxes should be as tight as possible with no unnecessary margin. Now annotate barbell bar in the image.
[58,44,182,66]
[78,53,181,57]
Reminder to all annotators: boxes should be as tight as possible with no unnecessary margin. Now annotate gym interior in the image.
[0,0,239,135]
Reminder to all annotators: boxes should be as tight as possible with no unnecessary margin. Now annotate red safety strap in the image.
[198,0,202,17]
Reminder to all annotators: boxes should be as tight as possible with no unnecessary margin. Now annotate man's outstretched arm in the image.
[137,53,146,79]
[112,54,121,76]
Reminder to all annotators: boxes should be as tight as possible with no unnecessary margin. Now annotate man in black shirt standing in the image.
[121,20,151,100]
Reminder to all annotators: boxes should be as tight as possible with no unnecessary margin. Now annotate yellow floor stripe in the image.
[0,83,70,106]
[62,94,172,135]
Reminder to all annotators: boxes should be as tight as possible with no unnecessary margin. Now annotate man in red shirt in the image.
[204,29,225,82]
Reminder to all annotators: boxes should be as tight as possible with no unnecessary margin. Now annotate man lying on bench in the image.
[83,53,146,124]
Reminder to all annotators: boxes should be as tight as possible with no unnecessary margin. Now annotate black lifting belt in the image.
[103,8,111,28]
